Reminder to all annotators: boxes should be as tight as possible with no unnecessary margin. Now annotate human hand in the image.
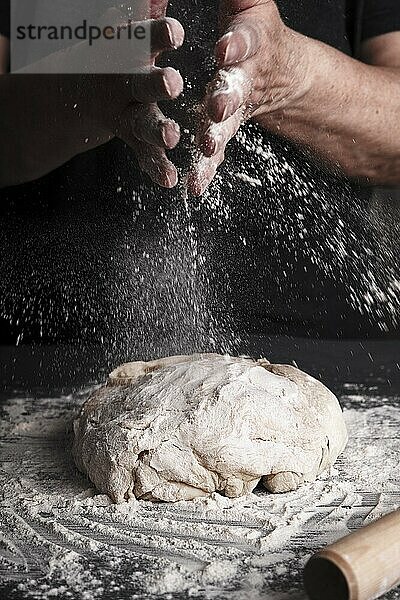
[0,1,186,188]
[82,0,185,188]
[187,0,311,195]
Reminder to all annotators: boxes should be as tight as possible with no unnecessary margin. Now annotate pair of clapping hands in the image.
[94,0,307,195]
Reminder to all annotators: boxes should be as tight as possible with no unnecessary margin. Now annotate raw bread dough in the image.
[72,354,348,503]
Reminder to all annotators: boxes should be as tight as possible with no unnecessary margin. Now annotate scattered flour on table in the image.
[1,389,400,599]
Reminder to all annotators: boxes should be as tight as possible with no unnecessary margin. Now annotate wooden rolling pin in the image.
[303,510,400,600]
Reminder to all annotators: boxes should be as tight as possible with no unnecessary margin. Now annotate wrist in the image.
[254,25,316,121]
[286,29,315,105]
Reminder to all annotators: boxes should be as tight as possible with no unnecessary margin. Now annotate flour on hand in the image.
[72,354,348,503]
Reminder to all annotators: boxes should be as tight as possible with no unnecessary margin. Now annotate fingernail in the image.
[165,19,185,49]
[190,181,203,197]
[202,134,217,157]
[221,101,231,122]
[208,93,229,123]
[165,173,173,187]
[187,172,201,196]
[166,22,177,48]
[163,68,183,99]
[162,122,180,149]
[165,171,177,188]
[215,96,233,122]
[224,42,239,64]
[216,32,234,65]
[163,73,172,97]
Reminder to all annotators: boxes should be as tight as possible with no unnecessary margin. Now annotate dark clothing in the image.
[362,0,400,41]
[279,0,400,54]
[0,0,9,38]
[1,1,400,350]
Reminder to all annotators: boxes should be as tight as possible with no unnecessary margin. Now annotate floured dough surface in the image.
[72,354,348,503]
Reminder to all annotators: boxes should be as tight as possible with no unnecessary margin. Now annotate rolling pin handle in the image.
[304,554,350,600]
[303,510,400,600]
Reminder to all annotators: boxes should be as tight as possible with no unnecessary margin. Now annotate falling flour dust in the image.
[2,121,400,359]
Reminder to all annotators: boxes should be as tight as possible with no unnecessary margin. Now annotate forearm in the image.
[0,75,111,187]
[259,33,400,185]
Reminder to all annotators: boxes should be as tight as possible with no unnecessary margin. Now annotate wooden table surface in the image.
[1,338,400,600]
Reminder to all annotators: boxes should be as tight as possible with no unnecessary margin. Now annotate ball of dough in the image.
[72,354,347,503]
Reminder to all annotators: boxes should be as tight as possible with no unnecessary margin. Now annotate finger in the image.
[187,151,225,196]
[215,22,260,66]
[199,109,242,157]
[150,17,185,56]
[127,136,178,187]
[138,145,178,188]
[131,66,183,103]
[205,67,252,123]
[130,103,181,149]
[114,105,178,187]
[101,17,184,63]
